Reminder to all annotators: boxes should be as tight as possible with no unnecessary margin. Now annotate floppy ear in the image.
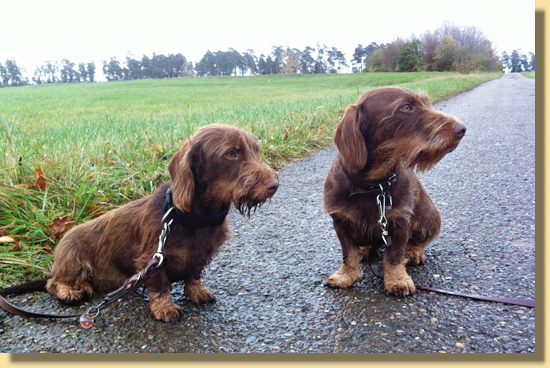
[334,104,367,172]
[168,139,194,212]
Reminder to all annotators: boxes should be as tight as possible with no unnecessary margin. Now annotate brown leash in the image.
[367,247,535,308]
[0,295,81,319]
[0,256,162,327]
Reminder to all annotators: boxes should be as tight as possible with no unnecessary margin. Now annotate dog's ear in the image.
[334,104,367,172]
[168,139,194,212]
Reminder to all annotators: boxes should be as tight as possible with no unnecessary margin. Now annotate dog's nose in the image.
[452,122,466,139]
[264,179,279,196]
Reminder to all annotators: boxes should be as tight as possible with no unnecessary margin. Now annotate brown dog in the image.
[323,87,465,296]
[2,124,278,322]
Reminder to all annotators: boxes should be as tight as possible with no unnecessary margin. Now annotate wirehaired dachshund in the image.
[1,124,278,322]
[324,87,466,296]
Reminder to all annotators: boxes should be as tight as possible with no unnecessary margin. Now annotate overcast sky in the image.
[0,0,535,76]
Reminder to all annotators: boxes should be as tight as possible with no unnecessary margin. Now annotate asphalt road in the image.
[0,73,536,354]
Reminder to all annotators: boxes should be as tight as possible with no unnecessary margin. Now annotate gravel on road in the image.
[0,73,536,354]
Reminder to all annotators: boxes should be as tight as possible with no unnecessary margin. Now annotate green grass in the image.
[0,71,501,286]
[522,71,535,78]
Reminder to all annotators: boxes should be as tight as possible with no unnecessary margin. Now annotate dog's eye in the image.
[401,104,413,112]
[225,149,238,159]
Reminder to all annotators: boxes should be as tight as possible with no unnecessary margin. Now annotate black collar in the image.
[162,186,229,228]
[345,170,397,197]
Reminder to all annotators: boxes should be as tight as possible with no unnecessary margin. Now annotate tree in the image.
[78,62,88,82]
[420,22,500,73]
[0,63,8,86]
[366,48,384,72]
[228,49,244,76]
[126,56,142,79]
[509,49,523,72]
[520,53,530,72]
[60,59,79,83]
[265,56,276,74]
[213,50,238,76]
[382,39,403,72]
[180,61,194,77]
[313,44,327,74]
[195,50,217,76]
[44,61,58,83]
[141,55,153,78]
[299,46,315,74]
[434,35,459,71]
[501,51,511,72]
[327,47,347,73]
[271,46,285,74]
[167,53,188,78]
[421,31,440,71]
[396,39,424,72]
[282,48,300,75]
[352,44,366,72]
[87,62,96,82]
[3,59,27,86]
[362,42,380,72]
[334,48,348,72]
[151,53,168,78]
[32,66,46,84]
[102,57,124,81]
[257,55,267,75]
[242,50,258,75]
[352,42,379,72]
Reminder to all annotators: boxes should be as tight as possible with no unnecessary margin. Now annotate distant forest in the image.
[0,22,534,87]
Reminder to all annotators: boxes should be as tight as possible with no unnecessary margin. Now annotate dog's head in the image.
[335,87,466,178]
[168,124,278,215]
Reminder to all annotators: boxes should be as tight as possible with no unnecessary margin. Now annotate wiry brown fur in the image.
[324,87,466,296]
[29,124,278,322]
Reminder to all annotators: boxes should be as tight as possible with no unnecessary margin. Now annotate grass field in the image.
[0,71,502,285]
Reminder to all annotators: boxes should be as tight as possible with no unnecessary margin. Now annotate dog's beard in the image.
[400,132,462,172]
[233,172,274,217]
[235,198,266,217]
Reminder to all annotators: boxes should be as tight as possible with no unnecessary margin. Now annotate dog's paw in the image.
[149,292,183,323]
[384,276,416,297]
[151,303,183,323]
[185,279,217,304]
[383,260,416,296]
[324,266,361,289]
[384,274,416,297]
[406,246,426,265]
[51,282,92,305]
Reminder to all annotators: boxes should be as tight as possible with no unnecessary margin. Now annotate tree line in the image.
[102,53,193,81]
[501,49,535,73]
[194,45,348,77]
[0,22,534,88]
[352,22,506,73]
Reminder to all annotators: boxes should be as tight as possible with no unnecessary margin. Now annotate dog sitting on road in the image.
[323,87,466,296]
[1,124,278,322]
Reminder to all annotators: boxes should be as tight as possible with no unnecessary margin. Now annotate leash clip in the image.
[377,183,393,247]
[154,213,173,268]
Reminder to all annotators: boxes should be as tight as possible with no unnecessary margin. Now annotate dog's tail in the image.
[0,276,51,296]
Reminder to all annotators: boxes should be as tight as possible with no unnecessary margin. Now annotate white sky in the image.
[0,0,535,77]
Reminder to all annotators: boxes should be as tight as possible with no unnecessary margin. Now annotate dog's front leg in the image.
[325,217,362,288]
[184,278,216,304]
[146,273,183,323]
[382,223,416,296]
